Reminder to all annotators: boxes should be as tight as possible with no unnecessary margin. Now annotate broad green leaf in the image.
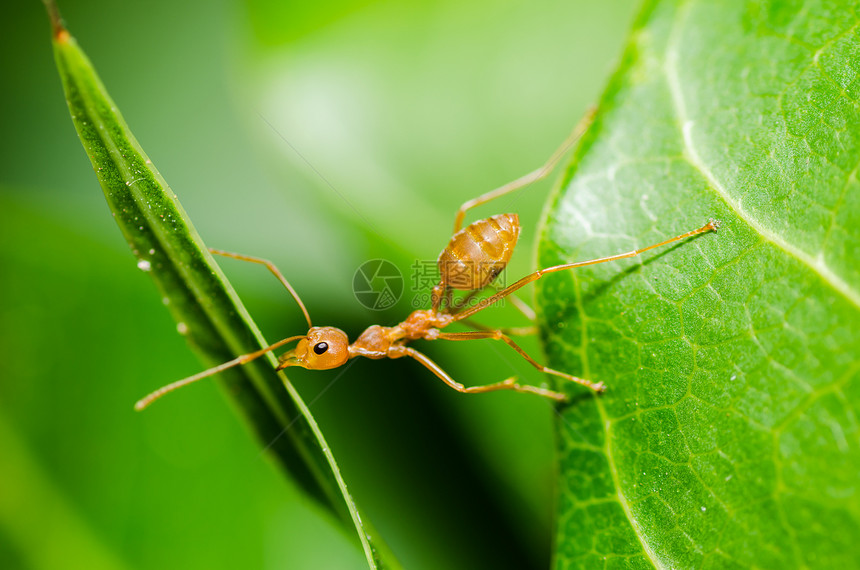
[45,5,396,568]
[538,0,860,567]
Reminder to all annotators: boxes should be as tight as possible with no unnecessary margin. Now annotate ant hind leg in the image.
[452,107,597,233]
[397,346,568,402]
[437,330,605,393]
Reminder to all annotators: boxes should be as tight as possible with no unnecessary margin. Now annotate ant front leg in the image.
[436,331,605,393]
[452,107,597,233]
[392,346,568,402]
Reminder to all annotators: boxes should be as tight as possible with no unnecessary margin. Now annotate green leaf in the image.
[538,0,860,567]
[44,4,397,568]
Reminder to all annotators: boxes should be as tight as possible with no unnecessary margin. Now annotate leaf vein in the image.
[570,263,665,568]
[663,7,860,310]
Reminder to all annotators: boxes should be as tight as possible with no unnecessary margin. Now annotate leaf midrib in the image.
[664,1,860,310]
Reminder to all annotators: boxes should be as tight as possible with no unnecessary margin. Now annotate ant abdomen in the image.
[437,213,520,290]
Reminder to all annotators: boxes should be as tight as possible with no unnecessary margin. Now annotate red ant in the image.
[135,115,718,410]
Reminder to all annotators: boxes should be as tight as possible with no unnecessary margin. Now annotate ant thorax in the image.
[350,325,391,358]
[399,309,454,340]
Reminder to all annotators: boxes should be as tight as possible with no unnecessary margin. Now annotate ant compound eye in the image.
[313,342,329,355]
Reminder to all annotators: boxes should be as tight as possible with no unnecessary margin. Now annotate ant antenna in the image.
[134,335,305,411]
[209,249,313,329]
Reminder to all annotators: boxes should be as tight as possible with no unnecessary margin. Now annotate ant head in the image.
[277,326,350,371]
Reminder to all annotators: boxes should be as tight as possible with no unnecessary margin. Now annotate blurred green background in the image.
[1,0,638,567]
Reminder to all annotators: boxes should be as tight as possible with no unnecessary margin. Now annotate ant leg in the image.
[452,107,597,233]
[502,292,536,321]
[453,220,720,322]
[396,346,568,402]
[442,287,454,312]
[447,283,535,320]
[209,249,313,329]
[451,286,535,333]
[447,289,481,314]
[430,283,451,312]
[457,319,537,336]
[437,331,605,392]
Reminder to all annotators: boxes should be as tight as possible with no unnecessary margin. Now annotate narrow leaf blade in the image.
[46,7,396,569]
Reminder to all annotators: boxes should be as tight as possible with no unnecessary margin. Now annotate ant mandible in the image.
[135,111,718,410]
